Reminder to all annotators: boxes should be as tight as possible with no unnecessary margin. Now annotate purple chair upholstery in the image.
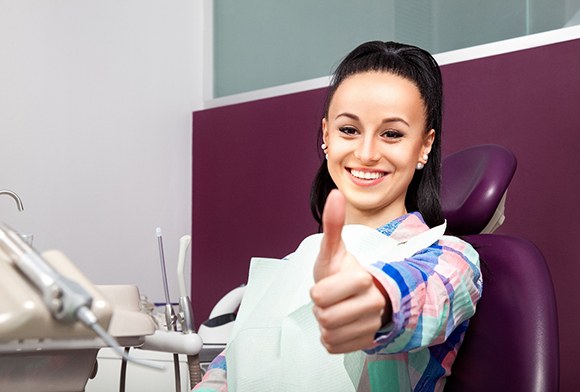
[445,234,559,392]
[441,145,559,391]
[441,144,517,235]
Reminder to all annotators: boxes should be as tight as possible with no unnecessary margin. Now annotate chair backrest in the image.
[441,144,559,391]
[441,144,517,235]
[445,234,559,392]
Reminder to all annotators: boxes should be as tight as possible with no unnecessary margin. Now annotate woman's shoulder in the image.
[438,234,474,250]
[436,234,480,268]
[390,212,479,262]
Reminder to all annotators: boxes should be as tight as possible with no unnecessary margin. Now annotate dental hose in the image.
[119,347,130,392]
[172,352,182,392]
[76,306,163,370]
[157,228,182,392]
[180,298,202,388]
[176,235,202,388]
[187,354,202,387]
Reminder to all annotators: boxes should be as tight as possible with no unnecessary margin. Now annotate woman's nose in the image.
[354,136,380,163]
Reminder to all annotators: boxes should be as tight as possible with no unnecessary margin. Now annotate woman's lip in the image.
[347,168,388,186]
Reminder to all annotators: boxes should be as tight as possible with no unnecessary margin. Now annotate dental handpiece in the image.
[176,235,202,387]
[0,223,162,370]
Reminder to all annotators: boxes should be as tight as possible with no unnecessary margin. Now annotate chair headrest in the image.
[441,144,517,235]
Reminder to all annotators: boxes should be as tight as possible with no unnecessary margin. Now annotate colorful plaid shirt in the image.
[193,212,482,392]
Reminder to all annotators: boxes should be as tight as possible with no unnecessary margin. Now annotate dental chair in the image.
[441,144,560,391]
[198,144,559,390]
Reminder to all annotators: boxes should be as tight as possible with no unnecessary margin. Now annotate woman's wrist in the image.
[371,275,392,327]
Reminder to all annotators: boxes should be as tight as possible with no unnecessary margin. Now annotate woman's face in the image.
[323,71,434,227]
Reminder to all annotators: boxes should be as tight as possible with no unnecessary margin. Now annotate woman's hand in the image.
[310,189,391,354]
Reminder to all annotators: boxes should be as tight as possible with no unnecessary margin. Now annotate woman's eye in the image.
[382,130,403,139]
[338,126,358,135]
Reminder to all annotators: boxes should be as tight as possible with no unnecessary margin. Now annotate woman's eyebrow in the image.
[335,112,359,121]
[336,112,410,127]
[381,117,410,127]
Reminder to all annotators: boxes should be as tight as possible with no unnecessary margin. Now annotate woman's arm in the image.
[310,191,482,354]
[311,191,390,353]
[366,236,482,354]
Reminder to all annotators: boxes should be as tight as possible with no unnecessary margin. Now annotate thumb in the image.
[314,189,347,282]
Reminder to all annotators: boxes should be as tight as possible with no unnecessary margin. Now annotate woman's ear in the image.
[322,118,329,144]
[424,129,435,155]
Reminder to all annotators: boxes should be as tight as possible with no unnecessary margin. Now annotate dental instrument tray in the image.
[0,223,157,392]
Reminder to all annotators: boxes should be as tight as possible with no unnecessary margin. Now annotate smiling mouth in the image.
[349,169,386,180]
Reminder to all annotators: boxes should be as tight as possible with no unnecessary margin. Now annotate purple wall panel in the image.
[441,39,580,389]
[192,89,326,327]
[192,38,580,388]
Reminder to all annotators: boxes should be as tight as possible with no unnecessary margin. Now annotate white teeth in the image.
[350,169,385,180]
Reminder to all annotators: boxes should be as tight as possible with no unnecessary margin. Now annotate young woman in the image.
[194,41,482,392]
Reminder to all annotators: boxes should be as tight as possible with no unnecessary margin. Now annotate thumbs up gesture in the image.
[310,189,391,353]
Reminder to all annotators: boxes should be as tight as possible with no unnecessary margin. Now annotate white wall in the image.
[0,0,204,303]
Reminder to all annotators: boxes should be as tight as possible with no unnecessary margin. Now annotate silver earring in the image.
[416,162,425,170]
[321,143,328,160]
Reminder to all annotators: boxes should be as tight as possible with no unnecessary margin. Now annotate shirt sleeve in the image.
[191,351,228,392]
[365,235,482,354]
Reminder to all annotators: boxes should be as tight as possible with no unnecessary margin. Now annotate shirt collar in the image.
[375,212,430,241]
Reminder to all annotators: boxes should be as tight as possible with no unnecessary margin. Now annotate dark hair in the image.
[309,41,444,228]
